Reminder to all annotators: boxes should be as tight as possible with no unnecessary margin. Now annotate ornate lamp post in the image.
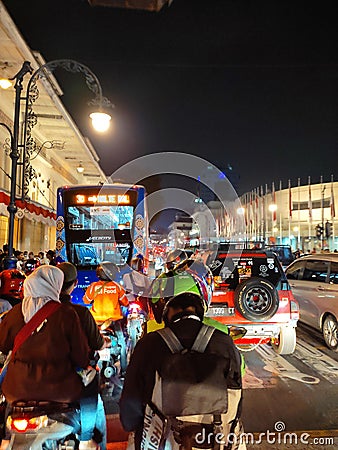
[0,59,113,268]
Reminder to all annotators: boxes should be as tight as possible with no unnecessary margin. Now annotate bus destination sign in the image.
[75,194,130,205]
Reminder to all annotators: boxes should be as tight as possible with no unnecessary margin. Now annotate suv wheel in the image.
[271,326,296,355]
[322,315,338,352]
[234,277,279,321]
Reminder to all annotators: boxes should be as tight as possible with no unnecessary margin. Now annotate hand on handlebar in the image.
[101,336,112,349]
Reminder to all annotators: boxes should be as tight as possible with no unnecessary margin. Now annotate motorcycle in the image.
[125,299,147,359]
[4,400,79,450]
[97,319,126,397]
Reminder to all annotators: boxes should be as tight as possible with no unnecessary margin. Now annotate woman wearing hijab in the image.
[0,265,89,404]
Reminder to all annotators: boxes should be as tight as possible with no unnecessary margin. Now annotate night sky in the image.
[2,0,338,195]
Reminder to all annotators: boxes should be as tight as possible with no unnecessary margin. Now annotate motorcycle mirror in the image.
[229,326,247,341]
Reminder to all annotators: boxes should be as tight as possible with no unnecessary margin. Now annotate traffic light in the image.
[315,224,324,239]
[325,221,333,238]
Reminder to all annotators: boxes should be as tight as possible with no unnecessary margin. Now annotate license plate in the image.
[206,306,235,317]
[98,347,110,361]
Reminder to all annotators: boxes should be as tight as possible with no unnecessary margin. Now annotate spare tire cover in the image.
[234,277,279,321]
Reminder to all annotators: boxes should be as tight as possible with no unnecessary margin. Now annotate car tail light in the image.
[290,300,299,319]
[8,415,48,432]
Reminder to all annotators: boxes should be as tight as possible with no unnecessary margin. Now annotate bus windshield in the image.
[65,204,135,268]
[67,205,134,231]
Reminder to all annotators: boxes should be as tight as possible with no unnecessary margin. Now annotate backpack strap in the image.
[157,323,215,354]
[191,324,215,353]
[156,327,184,353]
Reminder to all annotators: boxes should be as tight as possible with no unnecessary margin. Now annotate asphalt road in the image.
[104,323,338,449]
[240,324,338,448]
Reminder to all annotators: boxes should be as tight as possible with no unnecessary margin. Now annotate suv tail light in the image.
[290,299,299,319]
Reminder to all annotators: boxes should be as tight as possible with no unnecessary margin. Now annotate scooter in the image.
[125,300,147,359]
[4,400,79,450]
[97,319,126,397]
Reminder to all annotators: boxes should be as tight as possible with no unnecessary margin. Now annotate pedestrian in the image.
[14,250,25,271]
[46,249,57,266]
[23,252,40,275]
[58,262,110,450]
[0,265,90,446]
[38,251,49,265]
[119,292,245,450]
[0,244,9,270]
[83,262,129,375]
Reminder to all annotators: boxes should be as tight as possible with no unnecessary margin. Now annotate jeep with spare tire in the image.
[206,248,299,354]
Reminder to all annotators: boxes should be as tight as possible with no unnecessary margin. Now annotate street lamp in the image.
[0,59,113,268]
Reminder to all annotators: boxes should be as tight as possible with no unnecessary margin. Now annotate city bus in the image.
[55,184,148,305]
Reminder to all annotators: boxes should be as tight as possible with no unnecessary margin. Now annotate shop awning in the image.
[0,191,56,226]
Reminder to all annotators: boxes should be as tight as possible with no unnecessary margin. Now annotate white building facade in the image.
[240,179,337,252]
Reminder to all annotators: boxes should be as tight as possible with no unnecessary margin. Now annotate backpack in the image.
[153,323,229,417]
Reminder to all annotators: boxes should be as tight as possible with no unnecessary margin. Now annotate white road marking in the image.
[255,344,320,384]
[294,339,338,384]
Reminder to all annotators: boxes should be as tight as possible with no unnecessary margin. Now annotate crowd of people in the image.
[0,248,245,450]
[0,244,57,273]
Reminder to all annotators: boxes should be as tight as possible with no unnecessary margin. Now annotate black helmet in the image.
[58,262,77,284]
[162,292,206,325]
[166,249,187,270]
[96,261,119,281]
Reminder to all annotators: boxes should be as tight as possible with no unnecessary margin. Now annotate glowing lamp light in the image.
[237,207,245,215]
[0,78,12,89]
[76,163,85,174]
[269,204,277,212]
[90,112,111,132]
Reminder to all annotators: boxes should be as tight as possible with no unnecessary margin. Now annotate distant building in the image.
[168,214,194,249]
[240,180,338,252]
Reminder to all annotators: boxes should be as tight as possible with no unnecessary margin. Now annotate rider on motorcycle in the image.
[0,265,89,447]
[59,262,110,450]
[122,256,151,315]
[0,269,25,310]
[83,262,129,375]
[150,250,212,323]
[149,251,231,334]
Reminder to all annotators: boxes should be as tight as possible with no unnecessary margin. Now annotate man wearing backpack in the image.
[119,292,246,450]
